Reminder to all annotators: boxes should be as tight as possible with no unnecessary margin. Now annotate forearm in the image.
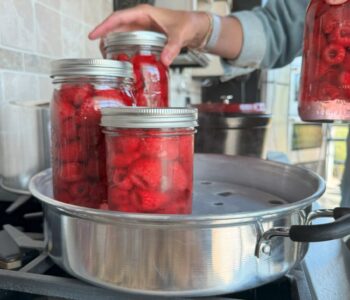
[191,10,267,70]
[208,16,243,60]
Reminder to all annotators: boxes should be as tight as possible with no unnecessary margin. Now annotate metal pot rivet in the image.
[261,244,271,255]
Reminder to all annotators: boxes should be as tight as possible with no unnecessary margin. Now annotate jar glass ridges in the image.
[50,59,134,208]
[105,31,169,108]
[101,107,198,214]
[299,1,350,121]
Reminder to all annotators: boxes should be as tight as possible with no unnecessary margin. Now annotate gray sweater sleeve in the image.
[226,0,309,69]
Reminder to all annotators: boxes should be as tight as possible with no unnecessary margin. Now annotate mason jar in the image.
[105,31,169,107]
[299,1,350,121]
[101,107,198,214]
[50,59,134,208]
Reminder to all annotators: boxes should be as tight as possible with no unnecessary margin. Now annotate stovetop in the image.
[0,194,347,300]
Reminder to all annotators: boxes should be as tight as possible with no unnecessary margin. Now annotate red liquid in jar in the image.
[51,83,133,208]
[112,53,168,107]
[106,129,193,214]
[299,1,350,121]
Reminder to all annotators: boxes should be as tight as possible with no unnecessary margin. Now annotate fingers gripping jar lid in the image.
[50,59,134,79]
[105,31,167,48]
[101,107,198,128]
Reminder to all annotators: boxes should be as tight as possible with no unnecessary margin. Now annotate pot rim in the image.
[29,155,326,225]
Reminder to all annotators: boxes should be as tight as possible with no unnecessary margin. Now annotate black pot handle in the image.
[289,207,350,242]
[333,207,350,219]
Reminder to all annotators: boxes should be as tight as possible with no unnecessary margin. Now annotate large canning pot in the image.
[0,100,50,194]
[29,154,350,297]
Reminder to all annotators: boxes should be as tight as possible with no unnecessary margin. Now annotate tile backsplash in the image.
[0,0,113,104]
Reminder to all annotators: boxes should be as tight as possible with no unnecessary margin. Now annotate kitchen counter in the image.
[302,215,350,300]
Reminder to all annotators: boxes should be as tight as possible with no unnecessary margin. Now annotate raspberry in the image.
[329,21,350,47]
[58,84,94,108]
[114,135,140,153]
[56,98,75,121]
[316,60,329,78]
[79,126,103,149]
[178,135,193,165]
[168,161,188,191]
[322,44,345,65]
[318,82,341,100]
[73,84,94,107]
[339,71,350,86]
[69,181,89,198]
[129,158,163,190]
[89,183,106,202]
[339,71,350,96]
[57,118,79,141]
[142,136,179,160]
[116,53,130,61]
[108,187,130,210]
[321,15,338,34]
[86,159,102,179]
[78,97,101,125]
[57,141,87,163]
[56,191,71,203]
[320,68,340,85]
[315,2,329,18]
[109,152,140,168]
[315,34,328,58]
[133,190,169,212]
[54,179,69,192]
[59,163,84,182]
[112,168,133,190]
[344,53,350,71]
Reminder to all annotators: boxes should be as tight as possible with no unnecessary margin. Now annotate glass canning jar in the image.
[50,59,134,208]
[105,31,169,108]
[299,1,350,121]
[101,107,198,214]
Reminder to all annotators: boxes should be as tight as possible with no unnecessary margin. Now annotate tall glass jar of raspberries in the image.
[105,31,169,107]
[299,1,350,121]
[50,59,134,208]
[101,107,198,214]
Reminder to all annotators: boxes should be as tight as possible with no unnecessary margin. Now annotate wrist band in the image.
[198,12,214,50]
[205,14,221,51]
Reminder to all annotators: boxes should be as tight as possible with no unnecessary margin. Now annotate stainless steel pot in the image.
[0,101,51,194]
[29,154,350,297]
[195,112,270,158]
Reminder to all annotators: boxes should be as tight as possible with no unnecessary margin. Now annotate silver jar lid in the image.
[50,59,133,78]
[105,31,166,48]
[101,107,198,128]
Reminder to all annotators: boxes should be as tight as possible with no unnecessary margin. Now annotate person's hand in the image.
[325,0,348,4]
[89,5,211,66]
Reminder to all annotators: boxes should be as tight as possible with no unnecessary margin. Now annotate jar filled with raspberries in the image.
[299,1,350,121]
[104,31,169,107]
[50,59,134,208]
[101,107,198,214]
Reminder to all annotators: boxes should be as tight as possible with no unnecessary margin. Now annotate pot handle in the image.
[255,207,350,257]
[289,207,350,242]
